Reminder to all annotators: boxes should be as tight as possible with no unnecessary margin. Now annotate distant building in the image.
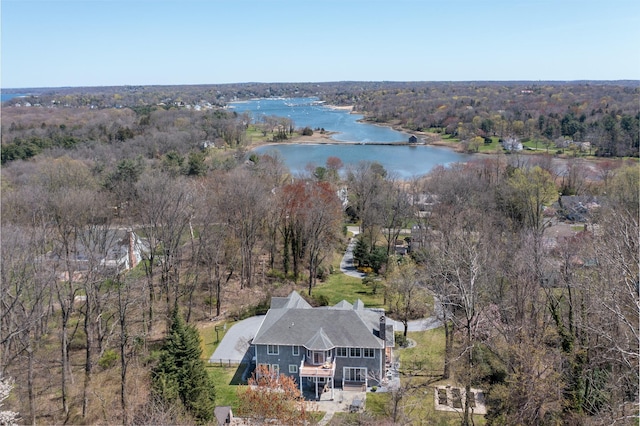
[408,135,418,144]
[45,229,150,280]
[501,137,523,151]
[555,196,601,222]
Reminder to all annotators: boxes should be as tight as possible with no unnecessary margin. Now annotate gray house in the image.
[252,291,394,399]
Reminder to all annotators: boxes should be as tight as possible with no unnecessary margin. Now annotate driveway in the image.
[340,226,366,278]
[209,315,265,364]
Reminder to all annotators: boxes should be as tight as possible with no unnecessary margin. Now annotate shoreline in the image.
[247,103,614,165]
[248,103,465,153]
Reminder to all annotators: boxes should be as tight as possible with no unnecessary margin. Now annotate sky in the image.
[1,0,639,88]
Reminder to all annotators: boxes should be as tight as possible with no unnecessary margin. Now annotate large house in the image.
[252,291,394,399]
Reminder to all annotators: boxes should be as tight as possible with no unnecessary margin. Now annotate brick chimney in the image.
[379,315,386,347]
[128,229,137,269]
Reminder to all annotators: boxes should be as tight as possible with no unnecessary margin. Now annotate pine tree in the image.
[151,309,216,423]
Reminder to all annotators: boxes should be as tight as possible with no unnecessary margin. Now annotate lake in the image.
[1,93,26,102]
[230,97,409,143]
[254,143,471,179]
[230,97,470,178]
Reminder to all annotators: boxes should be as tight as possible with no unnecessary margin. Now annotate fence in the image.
[208,358,243,367]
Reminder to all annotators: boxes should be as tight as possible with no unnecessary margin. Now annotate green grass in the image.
[398,328,446,374]
[200,320,246,409]
[364,392,388,414]
[206,365,243,408]
[522,138,550,151]
[245,125,271,145]
[477,137,501,152]
[440,134,459,143]
[199,320,238,360]
[313,271,384,308]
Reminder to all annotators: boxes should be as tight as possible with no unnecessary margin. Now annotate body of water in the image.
[1,93,26,102]
[236,97,470,178]
[254,143,470,179]
[230,97,409,143]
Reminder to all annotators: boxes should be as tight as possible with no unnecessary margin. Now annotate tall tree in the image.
[151,309,216,423]
[135,171,193,326]
[216,168,267,288]
[347,161,387,250]
[386,258,429,338]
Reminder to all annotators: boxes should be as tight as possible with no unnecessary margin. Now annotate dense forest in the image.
[0,81,638,425]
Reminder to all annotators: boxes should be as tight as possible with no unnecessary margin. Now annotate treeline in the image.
[322,82,639,157]
[1,105,252,164]
[3,81,638,160]
[344,156,639,425]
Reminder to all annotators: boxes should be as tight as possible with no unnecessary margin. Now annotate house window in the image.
[292,346,299,356]
[312,351,326,365]
[289,364,298,374]
[350,347,361,358]
[336,347,348,357]
[363,348,375,358]
[267,345,279,355]
[271,364,280,375]
[344,367,366,382]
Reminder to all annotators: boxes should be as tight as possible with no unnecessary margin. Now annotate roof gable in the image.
[305,328,334,350]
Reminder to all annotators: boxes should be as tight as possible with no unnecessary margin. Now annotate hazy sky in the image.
[2,0,639,88]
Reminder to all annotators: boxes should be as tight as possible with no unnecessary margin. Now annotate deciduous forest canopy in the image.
[1,81,638,425]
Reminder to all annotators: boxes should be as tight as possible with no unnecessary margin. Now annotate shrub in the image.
[395,332,408,348]
[313,294,330,307]
[98,349,118,369]
[316,266,328,282]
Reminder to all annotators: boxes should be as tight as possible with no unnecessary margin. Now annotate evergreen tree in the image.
[151,309,216,423]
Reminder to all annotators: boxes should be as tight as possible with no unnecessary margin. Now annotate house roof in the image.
[253,291,385,349]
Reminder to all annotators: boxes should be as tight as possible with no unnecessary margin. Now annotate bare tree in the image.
[347,161,387,250]
[385,258,429,339]
[0,224,53,425]
[378,176,412,264]
[135,171,193,326]
[216,168,267,289]
[299,181,343,295]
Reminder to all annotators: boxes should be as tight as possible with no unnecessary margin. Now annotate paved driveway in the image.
[209,315,265,364]
[340,227,366,278]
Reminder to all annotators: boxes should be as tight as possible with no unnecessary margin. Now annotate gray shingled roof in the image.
[252,292,385,349]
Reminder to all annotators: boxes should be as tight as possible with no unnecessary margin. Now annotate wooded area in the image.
[1,81,638,424]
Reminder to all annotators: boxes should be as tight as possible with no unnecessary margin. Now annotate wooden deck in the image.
[299,360,336,378]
